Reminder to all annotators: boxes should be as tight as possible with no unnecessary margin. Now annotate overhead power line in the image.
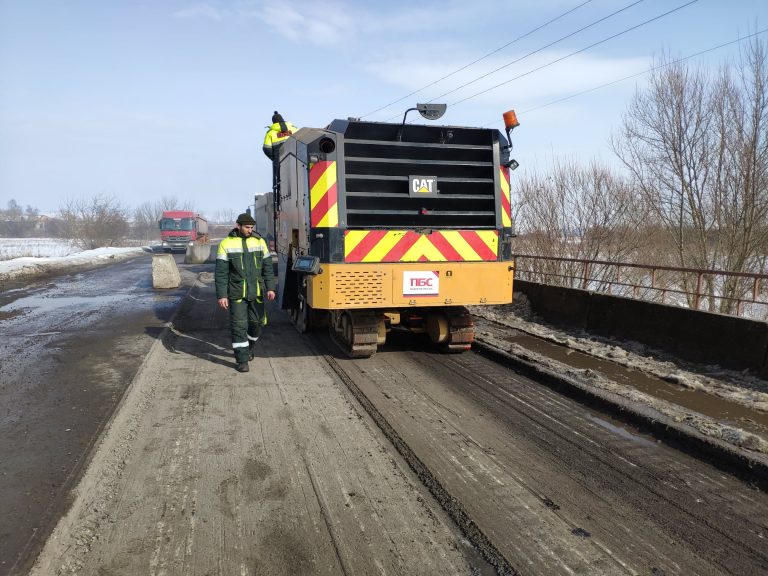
[512,28,768,119]
[448,0,700,109]
[417,0,648,112]
[359,0,596,120]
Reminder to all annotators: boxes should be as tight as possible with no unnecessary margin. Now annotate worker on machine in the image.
[263,111,298,253]
[262,111,298,160]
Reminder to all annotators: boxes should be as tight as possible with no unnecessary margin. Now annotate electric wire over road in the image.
[360,0,596,119]
[513,28,768,118]
[366,0,702,125]
[445,0,699,109]
[422,0,650,111]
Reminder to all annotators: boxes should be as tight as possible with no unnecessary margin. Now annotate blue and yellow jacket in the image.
[215,229,276,301]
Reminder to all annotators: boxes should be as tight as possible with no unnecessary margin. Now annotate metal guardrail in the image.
[513,254,768,319]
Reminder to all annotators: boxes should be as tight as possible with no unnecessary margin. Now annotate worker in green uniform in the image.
[215,212,276,372]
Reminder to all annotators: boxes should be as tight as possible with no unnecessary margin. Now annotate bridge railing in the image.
[512,254,768,320]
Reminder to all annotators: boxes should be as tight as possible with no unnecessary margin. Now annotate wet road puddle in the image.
[504,332,768,437]
[0,294,125,314]
[586,414,658,448]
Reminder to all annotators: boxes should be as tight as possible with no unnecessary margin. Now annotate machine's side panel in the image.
[276,137,301,310]
[306,131,345,263]
[253,192,274,246]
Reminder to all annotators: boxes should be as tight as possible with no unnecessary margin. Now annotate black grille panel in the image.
[332,121,500,229]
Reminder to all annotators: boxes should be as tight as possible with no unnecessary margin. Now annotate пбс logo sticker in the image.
[403,271,440,296]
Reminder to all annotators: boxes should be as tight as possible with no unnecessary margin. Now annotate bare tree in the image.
[513,159,650,290]
[613,37,768,312]
[212,209,237,224]
[24,205,39,219]
[157,195,194,212]
[131,201,160,241]
[59,195,129,249]
[714,38,768,310]
[0,199,40,237]
[3,199,24,222]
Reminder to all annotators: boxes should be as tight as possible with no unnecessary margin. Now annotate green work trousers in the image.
[229,298,266,363]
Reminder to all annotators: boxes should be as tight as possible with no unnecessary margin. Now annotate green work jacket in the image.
[215,230,276,301]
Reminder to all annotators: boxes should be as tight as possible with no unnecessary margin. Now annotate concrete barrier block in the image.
[152,254,181,289]
[184,244,213,264]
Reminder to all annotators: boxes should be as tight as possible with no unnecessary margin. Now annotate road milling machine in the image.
[273,105,520,357]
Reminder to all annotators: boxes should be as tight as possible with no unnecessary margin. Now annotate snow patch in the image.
[0,241,151,283]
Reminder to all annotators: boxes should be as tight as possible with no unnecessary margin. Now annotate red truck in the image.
[159,211,209,252]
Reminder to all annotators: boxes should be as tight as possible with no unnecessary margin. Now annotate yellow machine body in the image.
[273,118,517,356]
[308,261,513,309]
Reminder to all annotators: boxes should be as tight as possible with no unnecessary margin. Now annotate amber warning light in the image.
[503,109,520,131]
[502,109,520,170]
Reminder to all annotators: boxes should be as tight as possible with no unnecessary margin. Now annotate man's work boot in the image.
[249,338,259,360]
[236,362,250,373]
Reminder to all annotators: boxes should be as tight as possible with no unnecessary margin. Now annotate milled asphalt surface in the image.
[320,332,768,575]
[30,273,493,576]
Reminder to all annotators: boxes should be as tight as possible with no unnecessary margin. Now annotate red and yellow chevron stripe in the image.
[310,161,339,227]
[344,230,498,262]
[500,167,512,228]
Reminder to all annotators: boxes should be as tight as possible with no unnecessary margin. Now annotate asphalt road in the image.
[0,253,193,576]
[6,257,768,575]
[30,274,494,576]
[321,332,768,575]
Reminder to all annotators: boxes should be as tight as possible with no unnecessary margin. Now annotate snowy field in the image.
[0,238,150,282]
[0,238,81,260]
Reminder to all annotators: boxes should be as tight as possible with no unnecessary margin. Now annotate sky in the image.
[1,0,767,220]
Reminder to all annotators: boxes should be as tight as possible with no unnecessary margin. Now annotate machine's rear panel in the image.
[275,117,517,357]
[330,120,501,230]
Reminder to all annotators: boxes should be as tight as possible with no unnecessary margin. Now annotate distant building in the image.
[33,215,51,232]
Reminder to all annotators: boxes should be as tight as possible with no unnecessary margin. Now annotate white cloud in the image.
[247,0,356,46]
[174,3,226,21]
[243,0,484,47]
[354,2,481,36]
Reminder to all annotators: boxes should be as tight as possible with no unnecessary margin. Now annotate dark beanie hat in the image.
[236,212,256,225]
[272,110,284,124]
